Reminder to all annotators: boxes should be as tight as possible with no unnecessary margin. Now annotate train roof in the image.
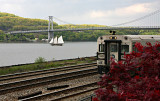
[123,35,160,40]
[98,35,160,41]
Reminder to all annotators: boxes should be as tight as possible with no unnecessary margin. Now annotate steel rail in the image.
[0,67,97,89]
[20,82,98,101]
[0,70,98,95]
[0,62,96,82]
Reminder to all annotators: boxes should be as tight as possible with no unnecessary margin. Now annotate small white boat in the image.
[49,35,64,46]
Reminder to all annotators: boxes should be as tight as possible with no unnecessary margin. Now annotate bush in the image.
[35,57,46,63]
[94,42,160,101]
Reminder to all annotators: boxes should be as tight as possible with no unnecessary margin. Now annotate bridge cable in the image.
[111,9,160,27]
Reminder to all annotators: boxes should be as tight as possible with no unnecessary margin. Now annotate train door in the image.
[110,43,119,61]
[104,40,122,73]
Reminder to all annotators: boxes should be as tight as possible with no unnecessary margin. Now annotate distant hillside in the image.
[0,12,59,32]
[0,12,110,42]
[0,12,159,42]
[0,12,18,17]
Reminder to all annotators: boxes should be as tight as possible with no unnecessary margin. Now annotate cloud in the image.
[90,11,106,18]
[0,4,23,14]
[0,0,159,26]
[67,2,158,25]
[89,3,152,19]
[0,0,26,16]
[114,3,152,16]
[0,0,26,3]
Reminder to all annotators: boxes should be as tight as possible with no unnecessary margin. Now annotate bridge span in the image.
[10,27,160,34]
[8,9,160,41]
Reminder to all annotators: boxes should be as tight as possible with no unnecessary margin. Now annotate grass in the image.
[34,57,46,63]
[0,56,96,76]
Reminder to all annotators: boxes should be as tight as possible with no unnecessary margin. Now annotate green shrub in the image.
[35,57,46,63]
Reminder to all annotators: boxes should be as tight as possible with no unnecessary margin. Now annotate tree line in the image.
[0,12,160,42]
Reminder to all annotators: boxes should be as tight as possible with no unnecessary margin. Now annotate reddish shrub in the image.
[94,42,160,101]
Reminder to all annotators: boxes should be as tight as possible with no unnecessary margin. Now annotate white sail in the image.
[49,38,54,44]
[58,35,64,44]
[54,36,58,44]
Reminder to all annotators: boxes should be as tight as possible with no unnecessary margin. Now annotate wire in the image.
[111,9,160,27]
[52,16,78,26]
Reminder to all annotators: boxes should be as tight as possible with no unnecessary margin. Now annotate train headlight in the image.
[97,60,104,65]
[109,36,117,40]
[98,61,102,64]
[98,54,104,58]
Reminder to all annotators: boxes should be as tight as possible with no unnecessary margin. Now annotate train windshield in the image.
[110,44,118,52]
[121,45,129,53]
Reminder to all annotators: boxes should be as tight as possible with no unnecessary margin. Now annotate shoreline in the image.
[0,56,96,76]
[0,56,96,68]
[0,41,96,43]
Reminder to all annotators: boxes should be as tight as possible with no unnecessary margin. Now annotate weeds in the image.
[34,57,46,63]
[0,57,96,75]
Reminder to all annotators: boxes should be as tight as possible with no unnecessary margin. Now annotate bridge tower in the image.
[48,16,54,42]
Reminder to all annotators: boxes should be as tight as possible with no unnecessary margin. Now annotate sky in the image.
[0,0,160,26]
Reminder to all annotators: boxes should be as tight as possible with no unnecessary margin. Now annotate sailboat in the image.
[49,35,64,46]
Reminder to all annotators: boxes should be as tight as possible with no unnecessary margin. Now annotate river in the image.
[0,42,97,67]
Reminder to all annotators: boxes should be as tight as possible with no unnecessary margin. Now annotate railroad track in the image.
[20,82,99,101]
[0,62,96,83]
[0,62,100,101]
[0,68,97,94]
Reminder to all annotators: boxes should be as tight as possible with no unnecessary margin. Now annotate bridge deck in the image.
[10,27,160,34]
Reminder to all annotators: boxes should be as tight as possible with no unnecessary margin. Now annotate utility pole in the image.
[48,16,54,42]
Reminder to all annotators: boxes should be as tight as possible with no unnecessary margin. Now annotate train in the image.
[97,31,160,74]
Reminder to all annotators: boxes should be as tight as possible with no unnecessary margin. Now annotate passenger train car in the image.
[97,32,160,74]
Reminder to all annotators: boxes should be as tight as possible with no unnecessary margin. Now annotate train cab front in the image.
[97,35,122,74]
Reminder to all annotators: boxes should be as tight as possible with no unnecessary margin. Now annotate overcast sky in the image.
[0,0,160,26]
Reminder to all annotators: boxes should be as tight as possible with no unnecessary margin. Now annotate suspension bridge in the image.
[9,9,160,41]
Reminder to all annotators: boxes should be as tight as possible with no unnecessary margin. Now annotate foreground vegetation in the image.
[94,42,160,101]
[0,12,160,42]
[0,56,96,76]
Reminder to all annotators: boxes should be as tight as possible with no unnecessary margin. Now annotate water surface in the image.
[0,42,97,66]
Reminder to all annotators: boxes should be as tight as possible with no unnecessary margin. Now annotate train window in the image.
[99,44,105,52]
[110,44,117,52]
[121,45,129,53]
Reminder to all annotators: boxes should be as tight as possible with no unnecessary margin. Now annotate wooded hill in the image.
[0,12,159,42]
